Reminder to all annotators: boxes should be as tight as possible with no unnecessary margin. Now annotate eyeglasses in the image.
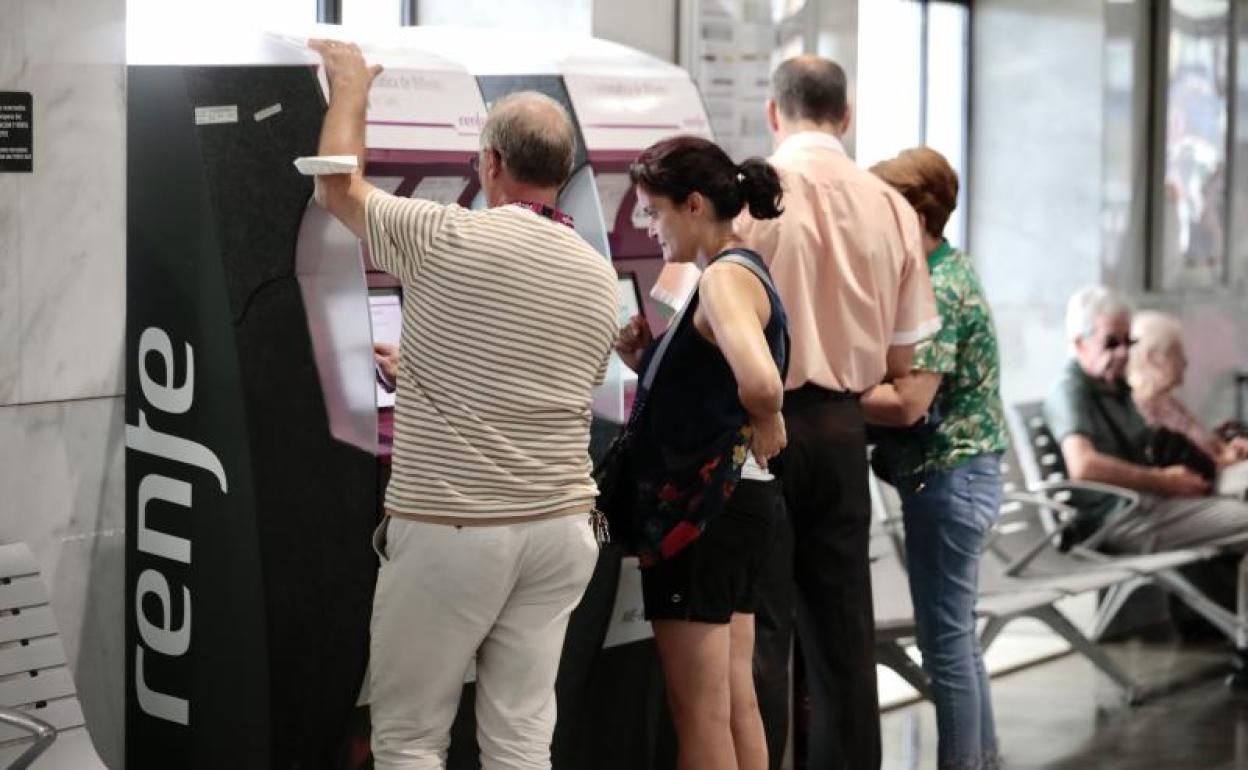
[1103,334,1138,351]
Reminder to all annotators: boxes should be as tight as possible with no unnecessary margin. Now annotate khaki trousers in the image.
[368,514,598,770]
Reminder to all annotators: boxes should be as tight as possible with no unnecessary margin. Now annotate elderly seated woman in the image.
[1128,310,1248,476]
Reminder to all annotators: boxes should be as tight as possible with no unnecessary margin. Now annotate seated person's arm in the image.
[862,371,942,427]
[1061,433,1209,497]
[310,39,381,240]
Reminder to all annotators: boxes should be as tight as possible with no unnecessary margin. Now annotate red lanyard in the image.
[509,200,575,230]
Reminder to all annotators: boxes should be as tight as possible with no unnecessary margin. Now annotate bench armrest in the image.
[989,491,1083,576]
[0,707,56,770]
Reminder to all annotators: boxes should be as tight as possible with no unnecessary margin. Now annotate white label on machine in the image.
[253,103,283,122]
[194,105,238,125]
[602,557,653,648]
[412,176,470,205]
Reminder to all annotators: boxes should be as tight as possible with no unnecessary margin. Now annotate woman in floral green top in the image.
[863,147,1009,770]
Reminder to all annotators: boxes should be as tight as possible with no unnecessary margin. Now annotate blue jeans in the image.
[899,453,1002,770]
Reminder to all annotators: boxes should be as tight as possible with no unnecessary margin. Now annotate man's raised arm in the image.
[308,39,381,240]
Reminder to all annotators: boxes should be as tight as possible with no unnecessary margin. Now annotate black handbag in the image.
[593,271,699,553]
[1146,427,1216,481]
[592,251,785,553]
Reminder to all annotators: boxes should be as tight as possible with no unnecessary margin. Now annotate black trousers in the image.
[753,388,880,770]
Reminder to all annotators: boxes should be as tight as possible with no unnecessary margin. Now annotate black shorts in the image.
[641,479,783,624]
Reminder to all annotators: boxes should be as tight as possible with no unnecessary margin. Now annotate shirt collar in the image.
[774,131,846,158]
[508,200,575,229]
[927,239,955,270]
[1068,358,1129,396]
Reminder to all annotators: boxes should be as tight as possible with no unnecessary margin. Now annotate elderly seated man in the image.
[1044,285,1248,686]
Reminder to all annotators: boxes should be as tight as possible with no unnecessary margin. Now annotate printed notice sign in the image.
[0,92,33,172]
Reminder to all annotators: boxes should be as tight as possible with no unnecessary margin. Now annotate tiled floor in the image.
[881,640,1248,769]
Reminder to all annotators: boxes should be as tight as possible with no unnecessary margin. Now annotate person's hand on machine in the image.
[308,38,383,101]
[615,314,653,373]
[375,342,400,384]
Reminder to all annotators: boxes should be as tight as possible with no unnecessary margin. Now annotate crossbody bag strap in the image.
[716,251,791,382]
[641,284,697,391]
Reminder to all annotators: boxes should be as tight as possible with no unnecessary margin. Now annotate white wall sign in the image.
[563,73,712,151]
[318,67,487,152]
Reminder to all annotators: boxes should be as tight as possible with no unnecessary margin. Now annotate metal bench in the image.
[0,543,107,769]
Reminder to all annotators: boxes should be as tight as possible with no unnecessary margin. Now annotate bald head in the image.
[480,91,577,188]
[771,55,848,125]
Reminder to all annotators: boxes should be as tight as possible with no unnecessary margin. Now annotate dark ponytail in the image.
[630,135,785,222]
[736,157,784,220]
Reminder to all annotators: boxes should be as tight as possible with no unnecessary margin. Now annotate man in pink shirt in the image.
[738,55,940,770]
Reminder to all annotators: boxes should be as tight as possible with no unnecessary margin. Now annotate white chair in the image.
[0,543,107,769]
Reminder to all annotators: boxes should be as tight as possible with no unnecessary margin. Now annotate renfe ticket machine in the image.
[126,23,712,770]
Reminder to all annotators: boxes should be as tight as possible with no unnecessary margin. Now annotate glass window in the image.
[923,2,969,247]
[855,0,924,170]
[417,0,592,33]
[856,0,969,247]
[1155,0,1231,290]
[342,0,402,27]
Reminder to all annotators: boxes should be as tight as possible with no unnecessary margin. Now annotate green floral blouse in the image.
[897,241,1010,479]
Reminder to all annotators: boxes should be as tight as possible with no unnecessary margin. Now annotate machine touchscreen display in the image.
[368,288,402,408]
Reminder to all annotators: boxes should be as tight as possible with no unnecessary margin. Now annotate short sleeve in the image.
[912,261,959,375]
[364,189,451,281]
[889,196,942,345]
[912,325,957,375]
[1043,376,1096,444]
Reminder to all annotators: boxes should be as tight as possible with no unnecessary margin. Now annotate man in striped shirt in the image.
[310,40,618,769]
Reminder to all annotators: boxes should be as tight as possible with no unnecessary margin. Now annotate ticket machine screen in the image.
[369,288,402,408]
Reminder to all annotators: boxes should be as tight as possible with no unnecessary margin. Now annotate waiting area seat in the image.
[1008,402,1242,643]
[0,544,107,770]
[869,470,1147,704]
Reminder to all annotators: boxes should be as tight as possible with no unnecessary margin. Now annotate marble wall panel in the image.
[0,175,20,405]
[0,395,125,768]
[16,0,125,404]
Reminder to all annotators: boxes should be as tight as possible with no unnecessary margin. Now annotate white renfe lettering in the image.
[138,474,191,564]
[126,410,227,493]
[136,568,191,656]
[135,647,189,725]
[139,327,194,414]
[129,326,227,728]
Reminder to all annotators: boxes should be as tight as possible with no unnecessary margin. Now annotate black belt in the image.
[784,384,860,407]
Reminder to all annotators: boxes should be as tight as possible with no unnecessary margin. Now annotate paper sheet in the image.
[293,155,358,175]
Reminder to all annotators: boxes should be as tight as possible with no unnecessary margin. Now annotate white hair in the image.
[1127,311,1184,394]
[1065,285,1132,342]
[1130,311,1183,357]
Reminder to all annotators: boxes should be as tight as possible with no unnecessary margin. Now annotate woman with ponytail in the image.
[615,135,788,770]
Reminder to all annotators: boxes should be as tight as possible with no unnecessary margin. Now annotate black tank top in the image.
[630,248,788,563]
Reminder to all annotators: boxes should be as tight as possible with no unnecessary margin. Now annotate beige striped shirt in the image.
[365,190,619,520]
